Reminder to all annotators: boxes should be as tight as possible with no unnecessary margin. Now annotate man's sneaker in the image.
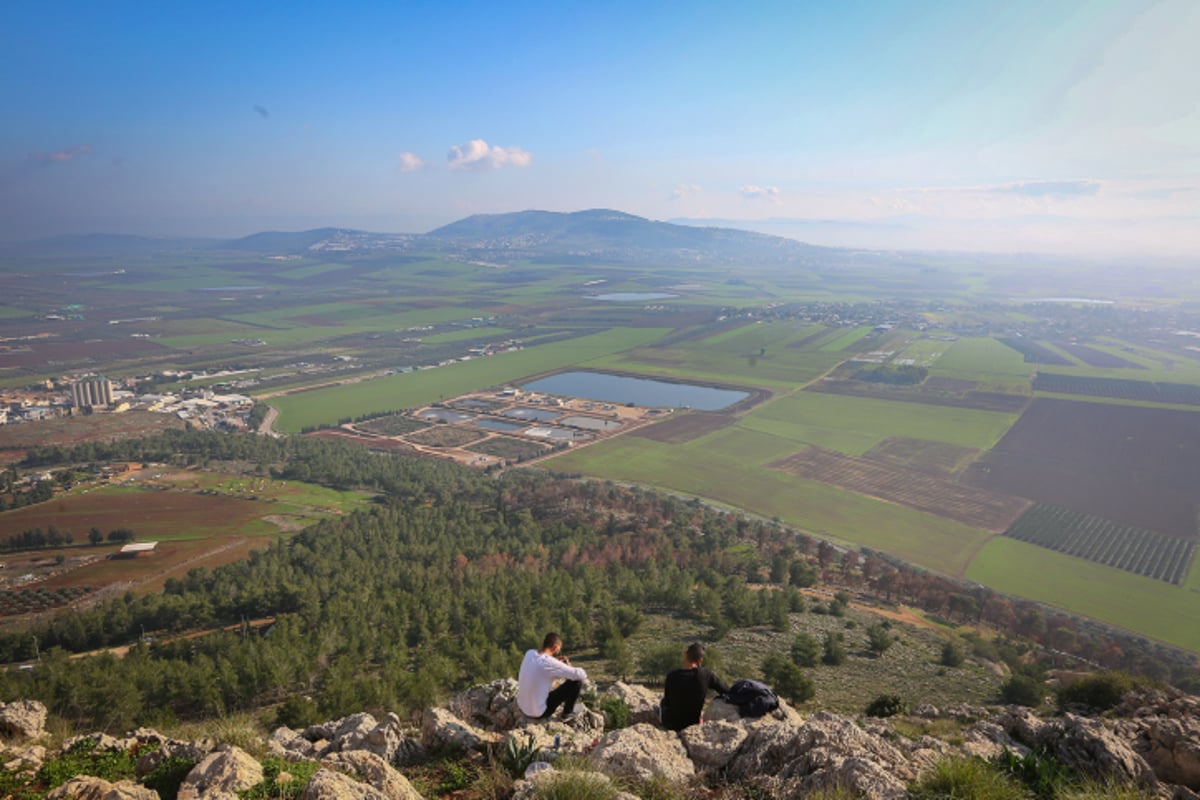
[559,707,578,723]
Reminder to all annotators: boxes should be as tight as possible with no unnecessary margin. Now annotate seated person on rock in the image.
[518,632,587,721]
[661,642,729,731]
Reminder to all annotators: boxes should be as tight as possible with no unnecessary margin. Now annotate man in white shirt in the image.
[517,632,587,720]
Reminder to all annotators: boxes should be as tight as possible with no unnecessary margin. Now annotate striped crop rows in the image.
[1005,504,1196,585]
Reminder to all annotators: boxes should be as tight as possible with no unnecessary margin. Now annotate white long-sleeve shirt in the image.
[517,649,587,717]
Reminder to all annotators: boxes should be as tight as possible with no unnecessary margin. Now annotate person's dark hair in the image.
[686,642,705,663]
[542,632,562,651]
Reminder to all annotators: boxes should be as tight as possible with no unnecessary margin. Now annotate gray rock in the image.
[960,720,1031,761]
[589,722,694,783]
[599,682,661,726]
[728,711,913,799]
[680,720,747,770]
[323,750,424,800]
[302,767,389,800]
[269,726,319,761]
[447,679,523,731]
[178,744,265,800]
[1039,713,1158,789]
[1138,716,1200,789]
[420,707,494,752]
[0,700,47,741]
[135,735,215,778]
[45,775,159,800]
[2,743,44,773]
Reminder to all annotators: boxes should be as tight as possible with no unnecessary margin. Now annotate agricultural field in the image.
[997,337,1076,366]
[862,438,981,477]
[356,414,430,436]
[629,411,736,444]
[806,378,1030,413]
[406,425,486,448]
[967,536,1200,654]
[1033,372,1200,406]
[746,391,1019,455]
[0,411,186,457]
[1004,504,1195,585]
[926,336,1032,386]
[0,471,373,612]
[546,426,994,578]
[769,446,1030,532]
[964,398,1200,539]
[1054,342,1146,369]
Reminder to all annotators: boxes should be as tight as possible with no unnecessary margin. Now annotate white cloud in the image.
[447,139,532,170]
[740,184,781,203]
[398,152,424,172]
[671,183,703,200]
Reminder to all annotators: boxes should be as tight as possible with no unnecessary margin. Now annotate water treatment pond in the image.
[474,418,524,432]
[523,371,749,411]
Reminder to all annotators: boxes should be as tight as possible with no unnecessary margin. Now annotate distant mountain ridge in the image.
[5,209,836,268]
[424,208,827,266]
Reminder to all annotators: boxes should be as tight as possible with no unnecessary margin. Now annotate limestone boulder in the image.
[177,744,265,800]
[323,750,424,800]
[302,767,389,800]
[45,776,159,800]
[727,711,913,799]
[680,720,747,770]
[269,726,319,761]
[447,679,524,731]
[589,722,694,783]
[0,700,47,741]
[135,734,215,778]
[1137,716,1200,790]
[420,707,495,752]
[2,743,45,773]
[599,682,661,727]
[960,720,1032,761]
[1023,713,1157,790]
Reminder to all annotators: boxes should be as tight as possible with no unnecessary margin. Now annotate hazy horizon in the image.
[3,1,1197,258]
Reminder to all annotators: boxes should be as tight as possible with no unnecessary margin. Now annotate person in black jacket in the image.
[661,642,729,731]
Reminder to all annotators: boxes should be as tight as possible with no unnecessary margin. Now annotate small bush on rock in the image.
[37,738,136,789]
[141,756,196,800]
[865,693,907,718]
[1000,674,1044,707]
[530,769,619,800]
[1055,671,1140,713]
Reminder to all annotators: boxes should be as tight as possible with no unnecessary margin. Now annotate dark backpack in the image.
[724,678,779,718]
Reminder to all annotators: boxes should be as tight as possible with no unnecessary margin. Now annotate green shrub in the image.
[496,731,543,778]
[1056,672,1139,713]
[273,694,320,730]
[598,696,631,729]
[790,632,820,668]
[530,769,619,800]
[994,749,1074,799]
[822,632,847,666]
[638,642,683,685]
[865,694,907,718]
[141,756,195,800]
[37,738,137,789]
[911,757,1033,800]
[634,774,689,800]
[239,757,320,800]
[1055,779,1156,799]
[1000,675,1044,707]
[940,641,965,668]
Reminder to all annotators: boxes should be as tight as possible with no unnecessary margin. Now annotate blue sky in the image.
[2,0,1197,256]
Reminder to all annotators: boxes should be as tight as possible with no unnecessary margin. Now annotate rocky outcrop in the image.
[446,678,525,731]
[302,767,390,800]
[680,720,747,770]
[178,745,265,800]
[420,706,494,752]
[589,722,695,783]
[728,711,913,800]
[322,751,424,800]
[0,700,48,741]
[1139,716,1200,789]
[45,776,159,800]
[599,682,661,726]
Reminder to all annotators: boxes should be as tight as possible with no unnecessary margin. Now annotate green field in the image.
[266,327,668,432]
[821,326,874,352]
[746,391,1018,453]
[547,426,993,577]
[966,536,1200,653]
[928,337,1032,384]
